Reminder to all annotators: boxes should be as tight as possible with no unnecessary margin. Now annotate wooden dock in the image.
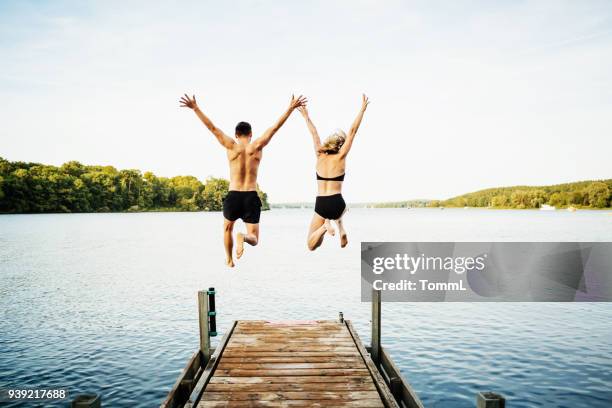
[160,288,427,408]
[198,320,394,407]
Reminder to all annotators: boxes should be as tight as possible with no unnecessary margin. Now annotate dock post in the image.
[338,312,344,323]
[476,392,505,408]
[71,394,101,408]
[371,288,381,366]
[198,289,211,360]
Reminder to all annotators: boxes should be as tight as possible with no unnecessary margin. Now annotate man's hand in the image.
[289,94,308,110]
[361,94,370,111]
[180,94,198,110]
[180,93,234,148]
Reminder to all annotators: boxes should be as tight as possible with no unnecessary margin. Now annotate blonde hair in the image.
[318,129,346,154]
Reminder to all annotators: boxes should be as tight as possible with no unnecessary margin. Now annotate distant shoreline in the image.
[269,205,612,211]
[3,206,612,215]
[271,179,612,211]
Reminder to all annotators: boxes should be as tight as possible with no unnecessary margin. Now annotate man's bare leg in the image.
[236,223,259,259]
[324,219,336,236]
[307,214,329,251]
[223,219,236,267]
[334,217,348,248]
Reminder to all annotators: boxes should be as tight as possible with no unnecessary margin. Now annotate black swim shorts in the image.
[223,191,262,224]
[314,193,346,220]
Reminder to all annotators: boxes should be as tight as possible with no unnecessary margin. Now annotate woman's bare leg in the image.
[307,214,328,251]
[237,223,259,259]
[334,217,348,248]
[223,219,236,267]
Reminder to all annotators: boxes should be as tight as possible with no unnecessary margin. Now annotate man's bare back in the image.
[226,140,262,191]
[180,94,307,267]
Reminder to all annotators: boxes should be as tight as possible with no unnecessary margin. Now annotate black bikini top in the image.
[316,172,345,181]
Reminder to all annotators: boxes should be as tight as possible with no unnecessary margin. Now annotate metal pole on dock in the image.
[371,288,381,366]
[208,287,217,337]
[476,392,505,408]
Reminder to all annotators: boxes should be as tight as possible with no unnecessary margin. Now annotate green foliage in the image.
[433,179,612,209]
[200,177,229,211]
[0,157,270,213]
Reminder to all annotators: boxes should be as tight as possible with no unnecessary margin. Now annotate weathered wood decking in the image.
[194,320,398,407]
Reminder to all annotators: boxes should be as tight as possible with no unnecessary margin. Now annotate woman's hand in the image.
[297,106,309,118]
[180,94,198,110]
[361,94,370,111]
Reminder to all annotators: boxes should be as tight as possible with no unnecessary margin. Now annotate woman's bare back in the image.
[316,153,345,196]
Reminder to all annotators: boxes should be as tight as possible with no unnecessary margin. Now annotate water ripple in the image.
[0,210,611,407]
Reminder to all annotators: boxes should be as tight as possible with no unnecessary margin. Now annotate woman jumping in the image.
[298,94,370,251]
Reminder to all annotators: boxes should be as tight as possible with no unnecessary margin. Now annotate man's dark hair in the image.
[235,121,252,136]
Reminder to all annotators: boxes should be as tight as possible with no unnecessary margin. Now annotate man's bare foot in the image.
[324,220,336,236]
[340,233,348,248]
[226,257,235,267]
[236,233,245,259]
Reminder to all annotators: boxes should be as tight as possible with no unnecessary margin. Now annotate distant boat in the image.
[540,204,556,211]
[567,206,577,212]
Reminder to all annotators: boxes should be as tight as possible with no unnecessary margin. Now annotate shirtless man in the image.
[180,93,307,267]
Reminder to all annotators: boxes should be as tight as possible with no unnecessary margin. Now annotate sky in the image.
[1,0,611,203]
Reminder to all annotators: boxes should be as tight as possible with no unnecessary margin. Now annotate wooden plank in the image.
[229,336,354,341]
[160,351,202,408]
[380,347,425,408]
[221,351,361,357]
[198,400,384,407]
[235,320,340,326]
[229,330,348,336]
[232,331,347,336]
[209,376,374,385]
[201,391,382,401]
[214,368,371,377]
[217,362,366,370]
[205,383,376,392]
[345,321,399,408]
[198,290,211,359]
[230,333,353,339]
[228,339,356,345]
[371,289,381,366]
[224,346,359,352]
[234,325,346,331]
[187,321,237,407]
[220,356,364,363]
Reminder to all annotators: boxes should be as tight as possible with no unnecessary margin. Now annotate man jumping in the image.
[180,93,307,267]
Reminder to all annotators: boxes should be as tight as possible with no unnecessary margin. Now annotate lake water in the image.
[1,208,611,407]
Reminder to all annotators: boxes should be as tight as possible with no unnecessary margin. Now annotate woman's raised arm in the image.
[298,106,322,154]
[339,94,370,158]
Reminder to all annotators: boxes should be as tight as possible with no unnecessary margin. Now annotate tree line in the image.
[371,199,430,208]
[0,157,269,213]
[428,179,612,209]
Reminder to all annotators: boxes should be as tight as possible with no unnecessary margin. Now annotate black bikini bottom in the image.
[314,194,346,220]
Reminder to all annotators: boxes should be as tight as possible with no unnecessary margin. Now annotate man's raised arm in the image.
[253,95,307,150]
[180,94,235,149]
